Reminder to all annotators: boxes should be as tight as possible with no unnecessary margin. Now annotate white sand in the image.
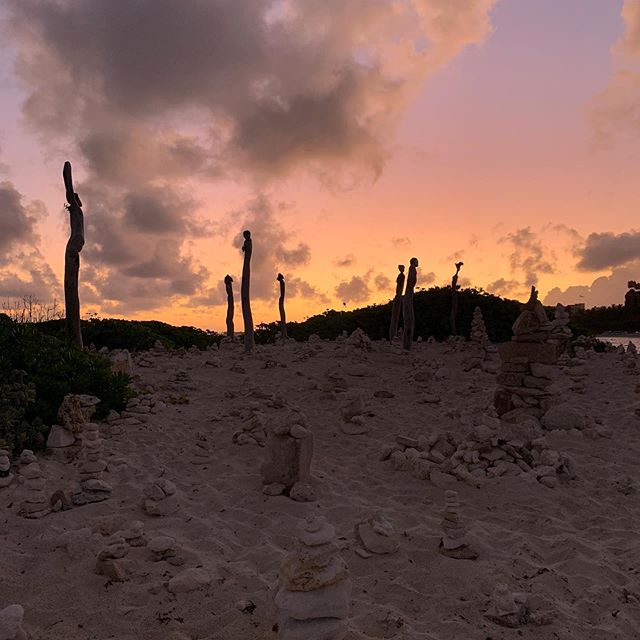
[1,340,639,639]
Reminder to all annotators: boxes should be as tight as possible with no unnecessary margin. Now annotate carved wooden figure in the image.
[224,274,234,339]
[402,257,418,351]
[450,261,463,336]
[277,273,288,341]
[63,161,85,349]
[389,264,405,342]
[241,230,254,353]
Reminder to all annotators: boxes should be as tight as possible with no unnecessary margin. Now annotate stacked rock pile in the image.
[232,402,267,446]
[143,477,178,516]
[261,410,315,501]
[275,515,351,640]
[72,422,112,505]
[381,415,573,489]
[438,490,477,560]
[494,288,558,418]
[46,394,100,451]
[18,460,49,519]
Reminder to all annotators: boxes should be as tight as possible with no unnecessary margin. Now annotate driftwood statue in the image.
[389,264,405,341]
[224,274,234,339]
[450,261,463,336]
[277,272,288,341]
[241,230,254,353]
[402,257,418,351]
[63,161,84,349]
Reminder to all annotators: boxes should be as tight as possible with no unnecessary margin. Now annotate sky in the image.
[0,0,639,330]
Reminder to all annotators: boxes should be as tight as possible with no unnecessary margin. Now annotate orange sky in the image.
[1,0,639,330]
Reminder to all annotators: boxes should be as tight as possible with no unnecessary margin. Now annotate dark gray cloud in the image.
[0,180,59,301]
[576,231,640,271]
[4,0,497,182]
[486,277,521,298]
[0,181,40,258]
[335,276,370,304]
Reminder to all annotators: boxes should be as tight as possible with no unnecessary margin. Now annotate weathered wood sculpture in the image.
[224,274,234,339]
[63,161,84,349]
[450,261,463,336]
[277,272,288,341]
[241,230,254,353]
[389,264,405,342]
[402,257,418,351]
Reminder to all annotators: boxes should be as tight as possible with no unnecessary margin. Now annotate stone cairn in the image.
[0,604,28,640]
[0,449,13,488]
[381,413,573,489]
[46,393,100,452]
[261,410,315,501]
[549,304,572,354]
[354,514,399,557]
[494,287,558,418]
[72,422,112,505]
[470,306,488,350]
[388,264,405,342]
[402,257,419,351]
[18,460,49,519]
[438,490,477,559]
[339,389,370,435]
[232,402,267,446]
[143,477,179,516]
[275,514,351,640]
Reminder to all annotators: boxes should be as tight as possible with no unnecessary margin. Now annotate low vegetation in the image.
[0,314,131,453]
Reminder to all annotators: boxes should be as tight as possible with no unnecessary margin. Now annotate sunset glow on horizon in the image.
[1,0,640,331]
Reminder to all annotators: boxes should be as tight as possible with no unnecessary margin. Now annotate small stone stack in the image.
[470,307,489,350]
[72,423,112,505]
[438,490,477,559]
[0,604,28,640]
[339,389,369,435]
[0,449,13,488]
[261,410,315,501]
[345,328,372,354]
[46,394,99,451]
[275,515,351,640]
[494,287,558,418]
[232,403,267,446]
[549,304,572,355]
[95,536,129,582]
[143,478,178,516]
[18,462,49,519]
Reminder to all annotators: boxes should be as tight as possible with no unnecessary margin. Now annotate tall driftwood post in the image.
[63,161,84,349]
[224,274,234,339]
[402,257,418,351]
[389,264,405,341]
[277,272,288,341]
[241,230,254,353]
[450,261,463,336]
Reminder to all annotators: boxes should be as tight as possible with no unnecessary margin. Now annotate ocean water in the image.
[596,336,640,350]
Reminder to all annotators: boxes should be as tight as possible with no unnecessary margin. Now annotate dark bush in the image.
[0,315,131,453]
[36,318,221,352]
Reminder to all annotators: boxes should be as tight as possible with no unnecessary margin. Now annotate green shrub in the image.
[0,315,131,453]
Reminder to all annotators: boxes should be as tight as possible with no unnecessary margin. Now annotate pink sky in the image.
[0,0,639,329]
